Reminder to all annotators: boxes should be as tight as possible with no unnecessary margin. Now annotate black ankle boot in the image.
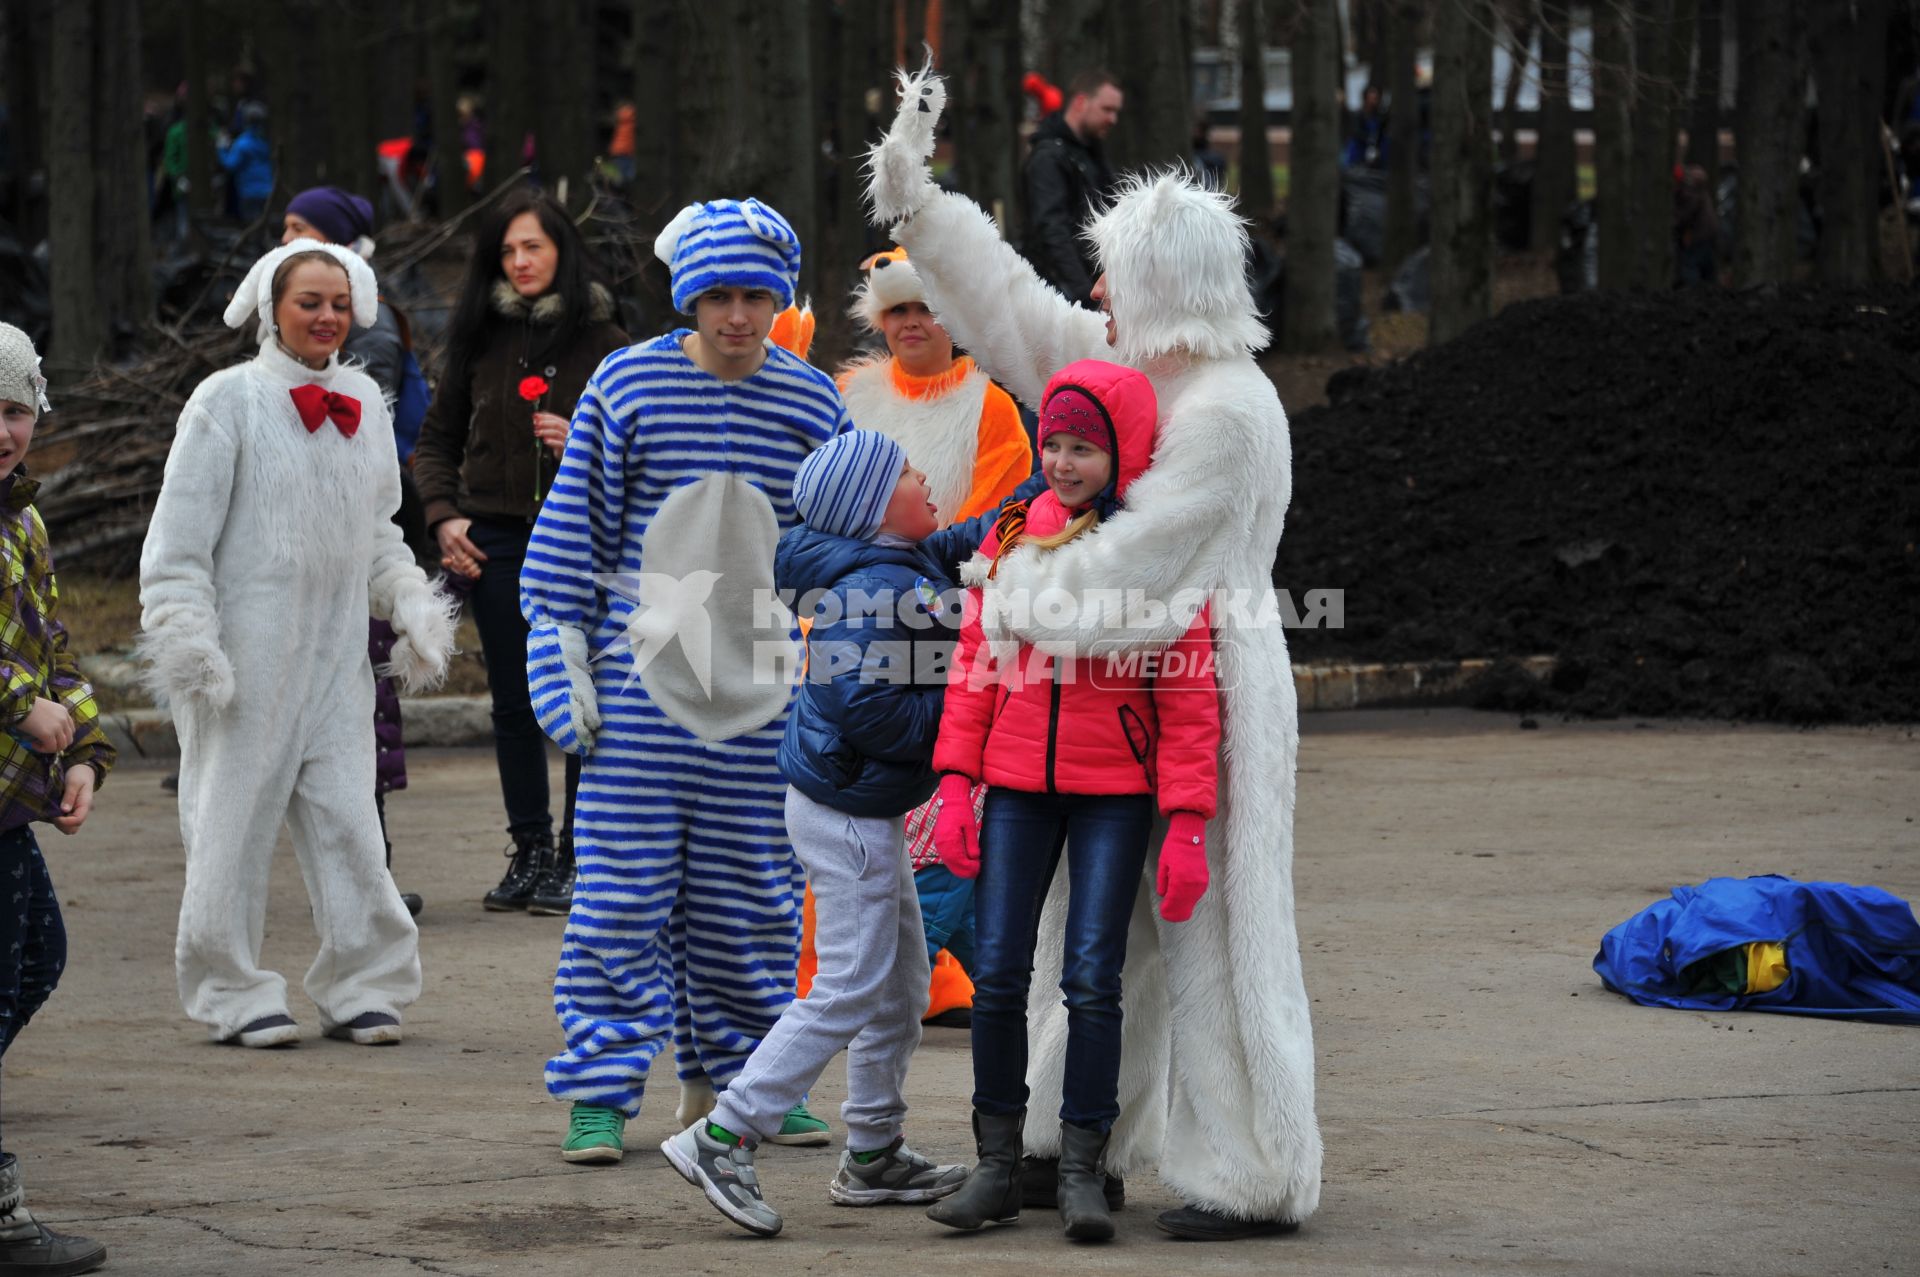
[1057,1122,1114,1241]
[1021,1156,1125,1210]
[527,833,575,916]
[483,829,551,911]
[926,1109,1024,1230]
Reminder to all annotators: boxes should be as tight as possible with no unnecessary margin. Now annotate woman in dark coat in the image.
[411,188,628,914]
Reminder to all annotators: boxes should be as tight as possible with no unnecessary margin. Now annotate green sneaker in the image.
[562,1103,627,1164]
[764,1100,831,1147]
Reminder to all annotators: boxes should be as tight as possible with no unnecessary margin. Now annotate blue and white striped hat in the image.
[654,198,802,313]
[792,430,907,540]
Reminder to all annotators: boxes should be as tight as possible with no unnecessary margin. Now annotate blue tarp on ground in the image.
[1594,875,1920,1024]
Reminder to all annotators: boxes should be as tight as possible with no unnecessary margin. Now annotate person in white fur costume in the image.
[868,67,1320,1239]
[140,241,456,1049]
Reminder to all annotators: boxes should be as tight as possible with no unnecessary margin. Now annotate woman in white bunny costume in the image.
[869,69,1319,1238]
[140,241,456,1048]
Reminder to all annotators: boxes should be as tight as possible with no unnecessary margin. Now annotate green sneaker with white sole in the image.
[562,1103,627,1164]
[763,1100,831,1147]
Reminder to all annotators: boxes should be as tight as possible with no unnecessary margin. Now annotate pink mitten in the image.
[933,773,981,878]
[1156,811,1210,922]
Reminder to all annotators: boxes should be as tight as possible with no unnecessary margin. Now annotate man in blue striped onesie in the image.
[520,199,850,1163]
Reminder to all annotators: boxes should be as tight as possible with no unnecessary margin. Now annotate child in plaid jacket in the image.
[0,321,114,1274]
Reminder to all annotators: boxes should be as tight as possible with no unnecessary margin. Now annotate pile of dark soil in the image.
[1274,285,1920,723]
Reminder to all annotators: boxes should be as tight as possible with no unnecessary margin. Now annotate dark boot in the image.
[925,1109,1024,1230]
[527,833,575,916]
[1154,1204,1301,1241]
[483,829,551,911]
[1021,1156,1125,1210]
[0,1155,107,1275]
[1056,1122,1114,1241]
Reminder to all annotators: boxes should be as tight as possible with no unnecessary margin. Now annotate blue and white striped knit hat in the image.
[792,430,907,540]
[654,198,802,313]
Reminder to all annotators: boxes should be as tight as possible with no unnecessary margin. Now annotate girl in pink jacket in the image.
[926,359,1217,1241]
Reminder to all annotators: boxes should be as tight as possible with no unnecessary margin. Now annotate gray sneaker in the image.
[661,1121,782,1237]
[828,1136,967,1206]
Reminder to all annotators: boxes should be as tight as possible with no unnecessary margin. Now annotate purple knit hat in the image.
[286,186,375,246]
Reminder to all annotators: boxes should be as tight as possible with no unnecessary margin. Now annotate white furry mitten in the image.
[558,626,601,745]
[866,61,947,228]
[139,622,236,712]
[383,579,460,693]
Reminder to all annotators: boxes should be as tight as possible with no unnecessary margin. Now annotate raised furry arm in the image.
[867,65,1105,409]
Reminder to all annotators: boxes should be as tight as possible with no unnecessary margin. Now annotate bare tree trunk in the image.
[538,0,597,209]
[945,0,1023,233]
[48,0,99,366]
[1383,0,1423,272]
[1283,0,1339,352]
[484,2,534,195]
[1591,0,1635,290]
[1629,0,1675,289]
[428,0,470,217]
[1040,0,1109,86]
[262,1,328,195]
[630,0,679,222]
[1497,3,1533,166]
[1238,0,1276,219]
[903,0,927,55]
[1732,0,1804,287]
[1809,0,1890,283]
[1686,0,1721,168]
[326,5,376,197]
[1530,0,1575,252]
[94,0,153,337]
[6,0,50,243]
[183,0,213,221]
[683,1,817,296]
[1355,0,1389,90]
[1105,0,1189,171]
[1430,0,1493,345]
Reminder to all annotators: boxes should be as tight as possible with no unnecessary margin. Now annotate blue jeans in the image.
[969,788,1153,1132]
[0,826,65,1159]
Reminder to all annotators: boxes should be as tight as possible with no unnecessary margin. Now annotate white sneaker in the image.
[662,1121,782,1237]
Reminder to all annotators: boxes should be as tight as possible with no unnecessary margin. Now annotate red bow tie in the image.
[289,384,362,438]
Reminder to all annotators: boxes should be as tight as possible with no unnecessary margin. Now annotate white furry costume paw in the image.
[558,626,601,749]
[866,61,946,227]
[382,580,460,693]
[139,618,236,711]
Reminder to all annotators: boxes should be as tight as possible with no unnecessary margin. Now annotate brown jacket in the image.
[414,280,629,528]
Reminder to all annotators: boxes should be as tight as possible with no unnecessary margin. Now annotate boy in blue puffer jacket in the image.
[662,429,994,1237]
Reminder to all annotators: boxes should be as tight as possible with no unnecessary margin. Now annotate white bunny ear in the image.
[223,251,278,330]
[654,203,704,266]
[337,248,379,329]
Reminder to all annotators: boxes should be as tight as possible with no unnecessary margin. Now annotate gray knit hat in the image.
[0,323,50,419]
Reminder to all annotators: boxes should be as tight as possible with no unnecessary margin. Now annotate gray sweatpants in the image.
[711,787,932,1151]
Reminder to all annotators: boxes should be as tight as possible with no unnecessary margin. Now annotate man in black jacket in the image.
[1021,70,1122,309]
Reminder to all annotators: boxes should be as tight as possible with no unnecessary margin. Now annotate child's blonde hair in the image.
[988,503,1099,578]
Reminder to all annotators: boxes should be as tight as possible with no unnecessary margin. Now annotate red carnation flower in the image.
[518,375,550,402]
